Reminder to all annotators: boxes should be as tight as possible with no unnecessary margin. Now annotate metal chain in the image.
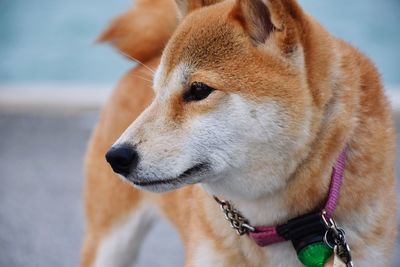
[214,196,255,235]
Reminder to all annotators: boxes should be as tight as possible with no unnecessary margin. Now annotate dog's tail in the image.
[97,0,178,62]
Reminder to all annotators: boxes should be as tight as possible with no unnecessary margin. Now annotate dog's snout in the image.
[105,145,139,176]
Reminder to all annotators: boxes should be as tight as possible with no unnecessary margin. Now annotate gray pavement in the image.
[0,110,398,267]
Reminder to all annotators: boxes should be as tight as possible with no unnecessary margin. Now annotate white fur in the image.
[201,95,311,201]
[153,62,191,99]
[94,205,155,267]
[191,241,226,267]
[266,242,303,267]
[190,236,302,267]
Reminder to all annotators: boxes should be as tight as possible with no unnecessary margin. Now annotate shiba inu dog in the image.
[81,0,397,266]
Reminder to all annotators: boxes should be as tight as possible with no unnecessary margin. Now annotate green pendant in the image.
[297,242,333,267]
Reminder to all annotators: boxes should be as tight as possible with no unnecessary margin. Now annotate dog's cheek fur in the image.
[186,95,312,199]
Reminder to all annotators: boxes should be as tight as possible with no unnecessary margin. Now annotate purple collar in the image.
[214,150,347,247]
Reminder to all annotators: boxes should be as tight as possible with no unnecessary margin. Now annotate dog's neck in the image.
[207,155,338,228]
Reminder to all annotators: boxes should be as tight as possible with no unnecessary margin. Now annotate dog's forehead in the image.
[165,16,243,70]
[153,5,248,97]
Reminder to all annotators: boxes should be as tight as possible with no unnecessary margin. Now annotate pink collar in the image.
[215,150,347,247]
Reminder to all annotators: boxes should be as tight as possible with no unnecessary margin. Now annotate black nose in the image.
[105,145,139,176]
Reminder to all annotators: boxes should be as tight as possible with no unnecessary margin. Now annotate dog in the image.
[81,0,397,266]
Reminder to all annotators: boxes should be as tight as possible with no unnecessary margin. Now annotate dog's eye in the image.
[183,82,215,102]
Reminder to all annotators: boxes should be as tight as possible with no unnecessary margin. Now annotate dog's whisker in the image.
[137,69,154,78]
[118,50,156,74]
[129,74,153,84]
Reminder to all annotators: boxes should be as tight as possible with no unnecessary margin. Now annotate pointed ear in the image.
[230,0,274,43]
[175,0,221,19]
[231,0,304,52]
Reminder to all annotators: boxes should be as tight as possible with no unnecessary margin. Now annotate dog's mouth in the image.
[130,163,209,187]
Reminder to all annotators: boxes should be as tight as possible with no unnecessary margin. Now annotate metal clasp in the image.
[322,210,354,267]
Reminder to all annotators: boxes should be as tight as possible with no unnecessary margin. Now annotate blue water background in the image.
[0,0,399,86]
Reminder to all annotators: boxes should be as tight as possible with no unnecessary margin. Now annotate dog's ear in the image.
[230,0,304,53]
[175,0,221,19]
[230,0,273,44]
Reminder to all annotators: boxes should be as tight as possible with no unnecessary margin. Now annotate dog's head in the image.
[106,0,331,200]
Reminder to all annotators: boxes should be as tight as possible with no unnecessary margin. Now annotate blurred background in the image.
[0,0,399,266]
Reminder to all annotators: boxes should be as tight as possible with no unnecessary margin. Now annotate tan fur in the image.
[81,0,397,266]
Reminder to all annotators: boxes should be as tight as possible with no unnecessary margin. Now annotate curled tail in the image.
[97,0,178,62]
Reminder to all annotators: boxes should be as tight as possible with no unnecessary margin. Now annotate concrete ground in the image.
[0,110,399,267]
